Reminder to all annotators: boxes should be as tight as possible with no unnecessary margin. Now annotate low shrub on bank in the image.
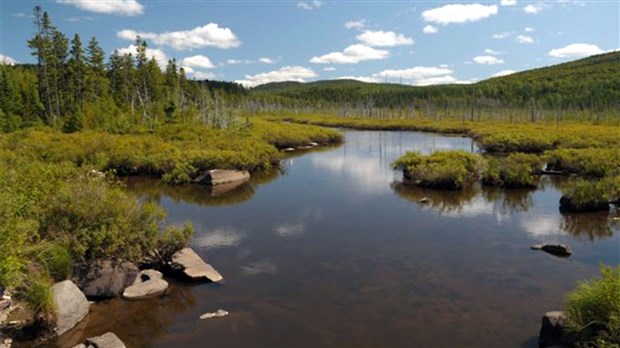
[546,148,620,177]
[559,176,620,212]
[565,265,620,347]
[482,153,543,188]
[392,151,484,189]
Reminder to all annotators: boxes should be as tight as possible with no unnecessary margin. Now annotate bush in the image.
[392,150,484,189]
[565,265,620,346]
[482,153,543,188]
[546,148,620,177]
[560,176,620,212]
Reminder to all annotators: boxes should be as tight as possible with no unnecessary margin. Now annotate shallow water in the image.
[58,130,619,348]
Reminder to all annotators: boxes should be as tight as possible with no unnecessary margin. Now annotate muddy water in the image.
[58,130,619,348]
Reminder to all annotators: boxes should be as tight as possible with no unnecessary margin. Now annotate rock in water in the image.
[170,248,223,282]
[200,309,229,320]
[84,332,126,348]
[541,244,572,257]
[539,311,567,348]
[530,244,543,250]
[192,169,250,186]
[122,269,168,300]
[52,280,89,336]
[73,260,138,299]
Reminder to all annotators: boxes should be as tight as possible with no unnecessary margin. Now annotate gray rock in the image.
[86,332,126,348]
[541,244,572,257]
[73,260,138,299]
[283,148,295,152]
[418,197,430,204]
[308,142,319,147]
[539,311,568,348]
[52,280,89,336]
[170,248,223,282]
[122,269,168,300]
[193,169,250,186]
[200,309,229,320]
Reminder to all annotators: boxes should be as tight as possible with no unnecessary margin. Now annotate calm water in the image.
[58,130,619,348]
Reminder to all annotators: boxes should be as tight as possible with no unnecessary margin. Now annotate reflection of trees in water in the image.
[56,283,198,348]
[481,186,534,214]
[560,211,617,241]
[391,182,477,213]
[124,169,282,207]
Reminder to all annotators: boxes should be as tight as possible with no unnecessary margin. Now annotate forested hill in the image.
[252,51,620,110]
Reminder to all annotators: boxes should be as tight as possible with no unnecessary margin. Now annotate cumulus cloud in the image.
[323,67,336,71]
[236,66,317,87]
[523,4,544,14]
[0,54,17,65]
[356,30,414,47]
[336,76,381,83]
[525,27,535,32]
[492,32,512,39]
[492,69,516,77]
[375,66,472,86]
[117,44,168,68]
[548,43,604,58]
[473,55,504,64]
[227,59,251,65]
[310,44,389,64]
[484,48,502,55]
[516,35,534,44]
[345,20,366,30]
[259,57,275,64]
[422,3,498,25]
[117,23,240,50]
[57,0,143,16]
[297,0,322,10]
[501,0,517,6]
[181,55,214,69]
[423,25,438,34]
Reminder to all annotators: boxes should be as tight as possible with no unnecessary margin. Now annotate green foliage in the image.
[565,265,620,346]
[560,176,620,211]
[392,151,484,189]
[482,153,543,188]
[546,148,620,177]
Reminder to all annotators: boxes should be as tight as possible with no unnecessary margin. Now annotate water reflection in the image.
[242,259,278,276]
[560,212,616,241]
[192,227,245,250]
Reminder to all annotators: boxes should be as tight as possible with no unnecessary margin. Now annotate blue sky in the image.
[1,0,618,87]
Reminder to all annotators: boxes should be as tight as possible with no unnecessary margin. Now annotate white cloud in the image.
[57,0,143,16]
[259,57,275,64]
[310,44,389,64]
[345,20,366,30]
[117,44,168,68]
[492,32,512,39]
[11,13,34,19]
[297,0,322,10]
[181,55,214,69]
[236,66,317,87]
[356,30,414,47]
[523,4,544,14]
[227,59,252,65]
[422,3,498,25]
[516,35,534,44]
[548,43,604,58]
[117,23,240,50]
[65,16,94,22]
[484,48,502,55]
[191,71,216,80]
[0,54,17,65]
[525,27,535,32]
[181,66,194,73]
[323,67,336,71]
[423,25,438,34]
[492,69,516,77]
[336,76,381,83]
[501,0,517,6]
[473,55,504,64]
[377,66,453,79]
[416,75,474,86]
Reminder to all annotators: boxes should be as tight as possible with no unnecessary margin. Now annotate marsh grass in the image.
[392,151,484,189]
[482,153,543,188]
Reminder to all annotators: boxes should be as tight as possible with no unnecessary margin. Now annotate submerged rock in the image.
[199,309,229,320]
[170,248,223,282]
[122,269,168,300]
[541,244,572,257]
[52,280,89,336]
[86,332,126,348]
[73,260,138,299]
[192,169,250,186]
[539,311,568,348]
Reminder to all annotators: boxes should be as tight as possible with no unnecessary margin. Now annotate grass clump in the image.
[546,148,620,178]
[482,153,543,188]
[392,150,484,190]
[560,176,620,212]
[564,265,620,347]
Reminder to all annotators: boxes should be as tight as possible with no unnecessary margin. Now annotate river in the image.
[58,129,619,348]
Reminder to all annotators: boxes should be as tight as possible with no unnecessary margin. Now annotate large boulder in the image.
[192,169,250,186]
[52,280,89,336]
[170,248,223,282]
[86,332,126,348]
[539,311,568,347]
[122,270,168,300]
[73,260,138,299]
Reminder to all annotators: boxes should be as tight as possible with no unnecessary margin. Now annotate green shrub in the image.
[546,148,620,177]
[560,176,620,212]
[482,153,543,188]
[392,150,484,189]
[565,265,620,346]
